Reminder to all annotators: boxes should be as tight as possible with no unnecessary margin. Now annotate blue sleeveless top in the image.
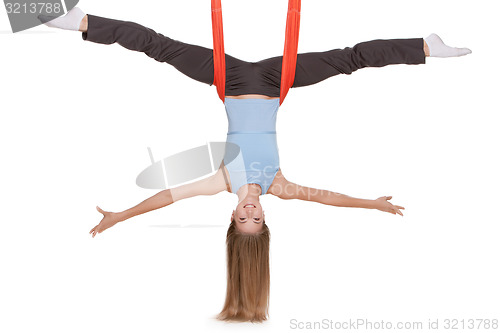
[223,98,280,195]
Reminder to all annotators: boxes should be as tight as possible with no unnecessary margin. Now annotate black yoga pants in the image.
[82,14,426,97]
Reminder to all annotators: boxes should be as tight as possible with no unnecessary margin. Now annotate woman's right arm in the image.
[89,167,228,237]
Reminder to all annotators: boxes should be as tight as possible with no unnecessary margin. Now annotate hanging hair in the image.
[217,219,271,322]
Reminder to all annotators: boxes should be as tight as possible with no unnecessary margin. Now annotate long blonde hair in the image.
[217,220,271,322]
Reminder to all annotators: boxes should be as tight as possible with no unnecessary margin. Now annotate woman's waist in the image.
[225,132,279,148]
[223,138,280,168]
[227,130,276,135]
[225,165,280,175]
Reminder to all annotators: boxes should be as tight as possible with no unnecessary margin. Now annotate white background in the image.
[1,0,498,332]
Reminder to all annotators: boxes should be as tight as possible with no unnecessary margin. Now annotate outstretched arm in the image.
[89,167,228,237]
[268,174,404,216]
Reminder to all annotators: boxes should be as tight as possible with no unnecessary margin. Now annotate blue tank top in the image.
[223,98,280,196]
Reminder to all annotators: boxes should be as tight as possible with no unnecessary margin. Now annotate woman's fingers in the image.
[377,196,404,216]
[92,206,106,237]
[394,205,404,216]
[90,225,100,237]
[386,202,403,216]
[391,205,403,216]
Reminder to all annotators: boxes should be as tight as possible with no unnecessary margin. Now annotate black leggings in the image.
[82,14,426,97]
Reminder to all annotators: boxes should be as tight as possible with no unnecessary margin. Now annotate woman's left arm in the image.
[269,176,404,216]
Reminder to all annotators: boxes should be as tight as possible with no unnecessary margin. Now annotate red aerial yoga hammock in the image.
[211,0,301,106]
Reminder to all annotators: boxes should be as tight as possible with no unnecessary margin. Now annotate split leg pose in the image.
[40,6,471,322]
[41,8,470,98]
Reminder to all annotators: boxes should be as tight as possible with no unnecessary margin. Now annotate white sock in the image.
[38,7,86,31]
[424,33,471,57]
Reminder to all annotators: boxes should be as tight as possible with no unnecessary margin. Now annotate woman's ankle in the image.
[79,14,88,32]
[424,39,430,57]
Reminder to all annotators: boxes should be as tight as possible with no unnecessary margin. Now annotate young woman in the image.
[40,6,471,322]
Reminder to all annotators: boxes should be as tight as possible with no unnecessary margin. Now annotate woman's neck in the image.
[237,183,262,202]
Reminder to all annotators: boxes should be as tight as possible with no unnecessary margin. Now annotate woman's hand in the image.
[374,196,404,216]
[89,206,121,238]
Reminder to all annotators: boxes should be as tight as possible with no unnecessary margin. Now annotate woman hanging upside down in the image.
[40,6,471,322]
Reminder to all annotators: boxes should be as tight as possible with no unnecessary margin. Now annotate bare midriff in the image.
[225,94,279,100]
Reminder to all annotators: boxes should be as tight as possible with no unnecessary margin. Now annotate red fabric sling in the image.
[211,0,301,105]
[211,0,226,102]
[279,0,301,105]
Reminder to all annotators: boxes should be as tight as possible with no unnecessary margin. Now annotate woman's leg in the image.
[81,14,216,86]
[41,9,256,90]
[257,36,469,90]
[250,38,427,95]
[291,38,426,88]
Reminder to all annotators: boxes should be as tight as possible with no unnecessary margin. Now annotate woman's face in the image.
[231,200,265,234]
